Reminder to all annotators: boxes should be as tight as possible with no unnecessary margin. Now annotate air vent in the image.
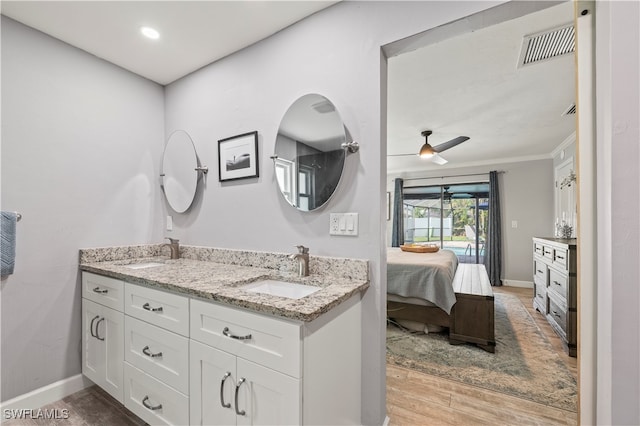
[518,24,575,67]
[563,103,576,116]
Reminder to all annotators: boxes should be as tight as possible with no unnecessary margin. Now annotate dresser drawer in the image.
[548,297,567,335]
[533,278,547,307]
[549,268,568,301]
[533,259,548,283]
[124,363,188,426]
[190,299,302,378]
[124,316,189,394]
[82,272,124,311]
[533,242,544,257]
[553,248,568,269]
[124,284,189,337]
[542,245,554,260]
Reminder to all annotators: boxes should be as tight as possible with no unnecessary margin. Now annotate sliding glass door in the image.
[403,183,489,264]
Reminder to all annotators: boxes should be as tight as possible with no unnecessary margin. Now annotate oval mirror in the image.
[161,130,199,213]
[274,94,347,211]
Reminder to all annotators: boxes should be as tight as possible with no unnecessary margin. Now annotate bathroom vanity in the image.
[79,244,368,426]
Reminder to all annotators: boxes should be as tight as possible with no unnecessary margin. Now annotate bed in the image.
[387,247,495,352]
[386,247,459,330]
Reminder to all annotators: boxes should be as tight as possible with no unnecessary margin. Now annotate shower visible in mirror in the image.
[161,130,207,213]
[274,94,355,211]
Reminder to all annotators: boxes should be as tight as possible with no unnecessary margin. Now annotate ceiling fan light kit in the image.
[388,130,470,166]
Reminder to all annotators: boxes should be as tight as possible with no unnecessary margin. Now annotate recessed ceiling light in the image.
[140,27,160,40]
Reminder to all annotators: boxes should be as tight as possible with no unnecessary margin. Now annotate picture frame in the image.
[218,131,259,182]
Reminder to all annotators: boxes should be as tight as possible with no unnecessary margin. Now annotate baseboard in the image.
[0,374,93,412]
[503,279,533,288]
[382,415,390,426]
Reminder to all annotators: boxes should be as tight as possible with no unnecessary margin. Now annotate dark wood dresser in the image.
[532,237,577,357]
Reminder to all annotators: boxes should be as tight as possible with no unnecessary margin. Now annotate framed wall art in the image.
[218,131,259,182]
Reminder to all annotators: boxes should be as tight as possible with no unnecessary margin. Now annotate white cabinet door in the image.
[82,299,124,403]
[190,340,237,426]
[236,358,301,426]
[190,340,300,426]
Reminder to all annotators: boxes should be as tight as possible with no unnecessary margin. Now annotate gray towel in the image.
[1,211,17,276]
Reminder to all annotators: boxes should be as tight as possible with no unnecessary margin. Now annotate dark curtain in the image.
[391,178,404,247]
[484,171,503,286]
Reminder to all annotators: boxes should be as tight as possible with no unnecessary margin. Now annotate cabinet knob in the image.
[142,396,162,411]
[142,346,163,358]
[235,378,247,416]
[220,372,232,409]
[223,327,252,341]
[142,302,163,313]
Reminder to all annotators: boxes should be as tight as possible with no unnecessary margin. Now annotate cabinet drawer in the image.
[190,299,302,378]
[124,316,189,394]
[549,268,568,301]
[124,363,189,426]
[125,284,189,337]
[553,248,568,269]
[548,297,567,335]
[82,272,124,311]
[533,259,548,283]
[533,278,547,312]
[533,242,544,257]
[541,245,553,260]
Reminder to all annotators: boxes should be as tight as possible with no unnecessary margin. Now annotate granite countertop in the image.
[79,245,369,323]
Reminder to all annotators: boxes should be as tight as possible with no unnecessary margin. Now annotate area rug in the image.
[386,292,577,412]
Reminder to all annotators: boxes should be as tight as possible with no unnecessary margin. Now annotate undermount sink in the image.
[123,262,165,270]
[241,280,321,300]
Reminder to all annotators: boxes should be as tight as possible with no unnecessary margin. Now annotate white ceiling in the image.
[0,1,338,85]
[387,1,576,174]
[2,1,575,171]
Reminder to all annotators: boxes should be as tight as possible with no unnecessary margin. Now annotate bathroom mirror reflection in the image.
[274,94,347,211]
[161,130,203,213]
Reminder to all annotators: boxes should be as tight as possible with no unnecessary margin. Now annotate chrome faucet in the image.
[163,237,180,260]
[289,245,309,277]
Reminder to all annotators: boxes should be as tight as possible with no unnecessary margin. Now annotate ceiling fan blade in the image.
[387,153,418,157]
[431,153,448,165]
[432,136,470,153]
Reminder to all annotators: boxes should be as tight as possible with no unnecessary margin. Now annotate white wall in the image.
[0,17,165,401]
[388,159,553,284]
[163,2,503,424]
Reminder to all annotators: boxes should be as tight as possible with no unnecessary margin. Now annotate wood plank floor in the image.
[387,286,578,426]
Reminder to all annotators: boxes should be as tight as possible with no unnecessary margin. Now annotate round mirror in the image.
[275,94,347,211]
[161,130,199,213]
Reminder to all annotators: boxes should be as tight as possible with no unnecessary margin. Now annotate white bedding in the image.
[386,247,458,314]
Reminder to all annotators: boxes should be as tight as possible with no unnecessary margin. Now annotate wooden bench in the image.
[449,264,495,352]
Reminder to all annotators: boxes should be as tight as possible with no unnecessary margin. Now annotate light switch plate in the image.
[166,215,173,231]
[330,213,358,236]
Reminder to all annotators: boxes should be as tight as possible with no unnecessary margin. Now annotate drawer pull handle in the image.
[142,396,162,411]
[557,255,565,260]
[92,287,108,294]
[220,372,232,408]
[142,346,162,358]
[90,315,100,338]
[95,318,105,341]
[223,327,252,341]
[235,378,247,416]
[142,303,163,313]
[552,310,561,318]
[553,281,561,286]
[536,270,543,274]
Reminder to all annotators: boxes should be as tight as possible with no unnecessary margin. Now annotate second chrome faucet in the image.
[163,237,180,259]
[289,245,309,277]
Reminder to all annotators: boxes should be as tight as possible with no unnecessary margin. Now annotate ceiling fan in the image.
[388,130,470,165]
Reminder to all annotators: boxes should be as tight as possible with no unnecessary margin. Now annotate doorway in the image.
[383,1,591,423]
